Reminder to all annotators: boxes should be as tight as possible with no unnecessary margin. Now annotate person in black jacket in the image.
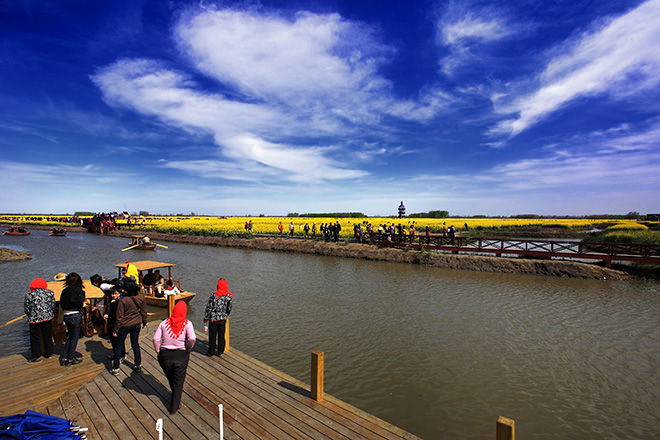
[59,272,86,366]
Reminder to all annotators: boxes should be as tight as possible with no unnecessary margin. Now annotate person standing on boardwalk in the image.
[153,301,196,414]
[104,287,125,363]
[111,279,147,375]
[278,221,284,235]
[204,278,233,356]
[59,272,86,366]
[24,278,56,363]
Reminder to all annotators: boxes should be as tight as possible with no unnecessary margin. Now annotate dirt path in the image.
[108,229,631,280]
[0,224,632,279]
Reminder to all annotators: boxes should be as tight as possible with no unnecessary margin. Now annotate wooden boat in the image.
[122,235,167,251]
[48,228,67,236]
[3,228,30,236]
[114,260,196,307]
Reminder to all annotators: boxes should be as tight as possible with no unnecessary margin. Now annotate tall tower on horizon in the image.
[398,201,405,218]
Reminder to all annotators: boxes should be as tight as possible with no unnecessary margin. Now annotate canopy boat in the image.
[114,260,196,307]
[46,279,105,302]
[124,235,157,251]
[49,228,67,236]
[3,227,30,236]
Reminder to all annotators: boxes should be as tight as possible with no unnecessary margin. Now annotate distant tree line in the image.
[408,210,449,219]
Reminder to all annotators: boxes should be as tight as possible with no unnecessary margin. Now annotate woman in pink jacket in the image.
[153,301,196,414]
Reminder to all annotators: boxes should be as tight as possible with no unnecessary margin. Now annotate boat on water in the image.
[49,228,67,236]
[114,260,196,307]
[3,227,30,236]
[124,235,157,251]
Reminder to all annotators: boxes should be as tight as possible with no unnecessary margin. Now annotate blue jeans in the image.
[115,324,141,369]
[61,312,82,361]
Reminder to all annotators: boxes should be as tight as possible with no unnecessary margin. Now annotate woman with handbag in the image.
[111,279,147,375]
[153,301,196,414]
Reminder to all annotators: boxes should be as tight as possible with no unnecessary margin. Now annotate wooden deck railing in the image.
[363,233,660,266]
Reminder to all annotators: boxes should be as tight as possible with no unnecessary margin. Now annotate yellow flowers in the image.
[110,216,643,238]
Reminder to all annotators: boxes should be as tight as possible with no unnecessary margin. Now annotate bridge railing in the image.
[363,233,660,264]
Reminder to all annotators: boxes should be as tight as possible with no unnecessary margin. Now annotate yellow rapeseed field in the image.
[5,215,645,239]
[110,216,641,238]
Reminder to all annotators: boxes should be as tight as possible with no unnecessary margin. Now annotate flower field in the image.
[2,214,649,239]
[112,216,644,239]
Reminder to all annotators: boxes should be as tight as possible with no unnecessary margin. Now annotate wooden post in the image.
[311,350,324,402]
[168,295,175,317]
[224,319,230,352]
[496,416,515,440]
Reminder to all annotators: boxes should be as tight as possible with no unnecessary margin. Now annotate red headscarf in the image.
[165,301,188,339]
[215,279,233,298]
[29,278,48,292]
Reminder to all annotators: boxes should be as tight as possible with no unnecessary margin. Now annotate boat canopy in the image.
[47,280,105,301]
[114,260,175,272]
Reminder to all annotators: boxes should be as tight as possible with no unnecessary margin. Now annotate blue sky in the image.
[1,0,659,216]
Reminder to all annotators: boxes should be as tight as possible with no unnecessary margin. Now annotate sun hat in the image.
[54,272,66,281]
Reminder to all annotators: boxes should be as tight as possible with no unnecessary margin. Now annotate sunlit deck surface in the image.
[0,325,422,439]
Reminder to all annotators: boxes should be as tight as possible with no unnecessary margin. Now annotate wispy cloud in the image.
[489,0,660,137]
[437,1,518,75]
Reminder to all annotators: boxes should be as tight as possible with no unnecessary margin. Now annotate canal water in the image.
[1,230,659,439]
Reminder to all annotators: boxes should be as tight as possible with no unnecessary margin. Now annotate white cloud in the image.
[490,0,660,137]
[91,7,448,186]
[437,1,518,75]
[175,8,443,123]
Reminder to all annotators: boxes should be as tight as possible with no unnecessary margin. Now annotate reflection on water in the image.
[1,231,659,439]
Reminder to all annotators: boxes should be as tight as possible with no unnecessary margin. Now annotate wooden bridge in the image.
[364,234,660,267]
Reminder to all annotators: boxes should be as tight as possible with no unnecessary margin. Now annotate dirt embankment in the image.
[107,229,631,280]
[0,247,31,263]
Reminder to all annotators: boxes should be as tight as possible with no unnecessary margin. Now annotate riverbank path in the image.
[0,324,422,440]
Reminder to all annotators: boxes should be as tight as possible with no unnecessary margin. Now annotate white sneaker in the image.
[110,368,120,376]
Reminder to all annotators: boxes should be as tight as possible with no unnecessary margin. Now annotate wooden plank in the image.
[188,352,335,440]
[95,372,157,440]
[85,379,138,439]
[108,369,177,440]
[109,362,199,440]
[137,346,219,439]
[183,358,287,439]
[226,347,412,439]
[75,383,120,440]
[46,397,66,420]
[179,349,294,440]
[59,391,100,439]
[214,351,365,440]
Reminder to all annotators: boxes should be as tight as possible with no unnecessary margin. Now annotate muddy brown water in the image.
[1,230,659,439]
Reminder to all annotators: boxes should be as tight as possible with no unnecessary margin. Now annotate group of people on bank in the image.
[23,270,233,414]
[275,220,461,245]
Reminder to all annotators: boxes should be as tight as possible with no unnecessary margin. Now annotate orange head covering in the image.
[29,278,48,292]
[215,279,233,298]
[165,301,188,339]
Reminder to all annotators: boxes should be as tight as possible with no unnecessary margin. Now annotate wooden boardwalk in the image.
[0,324,422,440]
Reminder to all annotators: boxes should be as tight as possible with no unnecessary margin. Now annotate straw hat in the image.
[54,272,67,281]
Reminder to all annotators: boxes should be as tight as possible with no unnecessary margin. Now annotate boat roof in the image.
[114,260,175,271]
[47,280,105,301]
[130,234,148,238]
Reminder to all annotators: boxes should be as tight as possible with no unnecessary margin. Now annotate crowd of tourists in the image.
[274,220,459,245]
[23,268,233,415]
